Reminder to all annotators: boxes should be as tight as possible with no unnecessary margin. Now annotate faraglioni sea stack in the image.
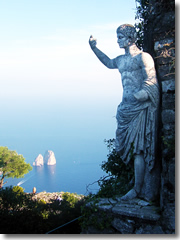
[33,154,44,167]
[44,150,56,166]
[33,150,56,166]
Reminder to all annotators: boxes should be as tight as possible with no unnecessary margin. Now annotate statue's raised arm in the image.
[89,35,117,69]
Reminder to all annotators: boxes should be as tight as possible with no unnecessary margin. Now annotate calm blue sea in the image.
[6,161,105,195]
[3,136,109,195]
[1,97,118,195]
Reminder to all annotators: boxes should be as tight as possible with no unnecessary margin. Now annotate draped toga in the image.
[115,52,159,171]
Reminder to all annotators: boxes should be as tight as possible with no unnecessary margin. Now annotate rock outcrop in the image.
[33,151,56,166]
[44,150,56,166]
[33,154,44,167]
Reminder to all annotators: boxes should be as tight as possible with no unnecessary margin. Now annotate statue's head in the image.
[116,24,137,48]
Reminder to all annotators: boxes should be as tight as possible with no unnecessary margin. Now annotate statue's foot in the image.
[120,189,137,201]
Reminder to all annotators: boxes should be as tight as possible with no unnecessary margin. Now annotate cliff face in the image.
[33,151,56,166]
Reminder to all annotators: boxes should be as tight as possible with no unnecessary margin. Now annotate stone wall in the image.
[152,6,175,232]
[135,0,175,232]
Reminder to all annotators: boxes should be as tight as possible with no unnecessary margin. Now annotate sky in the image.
[0,0,137,160]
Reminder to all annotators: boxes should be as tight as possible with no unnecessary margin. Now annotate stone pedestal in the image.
[82,197,174,234]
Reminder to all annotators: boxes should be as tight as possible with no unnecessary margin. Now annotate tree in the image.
[0,146,32,188]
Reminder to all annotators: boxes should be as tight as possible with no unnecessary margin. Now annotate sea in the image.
[4,137,108,195]
[1,98,119,196]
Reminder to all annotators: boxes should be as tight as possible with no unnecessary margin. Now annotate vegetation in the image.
[0,146,85,234]
[0,146,32,188]
[135,0,175,53]
[80,195,113,232]
[86,139,134,198]
[99,139,134,197]
[135,0,149,49]
[162,136,175,161]
[80,139,134,231]
[0,138,135,233]
[0,186,85,234]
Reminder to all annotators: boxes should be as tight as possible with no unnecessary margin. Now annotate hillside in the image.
[0,186,85,234]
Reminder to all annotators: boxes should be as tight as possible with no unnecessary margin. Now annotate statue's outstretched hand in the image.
[89,35,97,50]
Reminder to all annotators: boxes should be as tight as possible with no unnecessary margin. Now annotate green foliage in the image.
[38,199,46,205]
[135,0,150,49]
[0,146,32,188]
[0,187,85,234]
[162,136,175,152]
[80,139,134,231]
[135,0,175,50]
[41,209,49,220]
[96,139,134,198]
[12,185,25,194]
[85,139,134,198]
[80,195,112,231]
[162,136,175,160]
[0,185,28,211]
[62,192,80,208]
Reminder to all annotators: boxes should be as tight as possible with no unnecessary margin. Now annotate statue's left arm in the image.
[134,52,158,102]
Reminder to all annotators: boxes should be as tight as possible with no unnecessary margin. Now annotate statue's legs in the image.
[121,153,145,200]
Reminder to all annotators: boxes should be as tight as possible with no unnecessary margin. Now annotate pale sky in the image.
[0,0,136,102]
[0,0,137,154]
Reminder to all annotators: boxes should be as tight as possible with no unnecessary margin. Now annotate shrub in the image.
[62,192,80,208]
[90,139,134,198]
[0,185,27,210]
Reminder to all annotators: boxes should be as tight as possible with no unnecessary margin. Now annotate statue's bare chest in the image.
[116,54,143,98]
[116,54,142,74]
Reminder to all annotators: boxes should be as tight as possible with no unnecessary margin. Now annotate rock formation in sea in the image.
[33,154,44,167]
[44,150,56,165]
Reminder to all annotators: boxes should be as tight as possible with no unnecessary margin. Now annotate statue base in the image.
[82,197,165,234]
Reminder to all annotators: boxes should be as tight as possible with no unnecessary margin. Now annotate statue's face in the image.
[117,32,130,48]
